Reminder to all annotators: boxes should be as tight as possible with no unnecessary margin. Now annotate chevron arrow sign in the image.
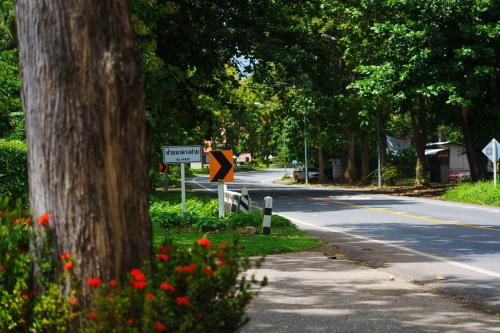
[209,150,234,182]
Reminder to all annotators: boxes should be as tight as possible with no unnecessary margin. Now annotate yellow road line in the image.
[308,196,500,233]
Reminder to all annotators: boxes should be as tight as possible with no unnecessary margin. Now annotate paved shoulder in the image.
[244,251,500,333]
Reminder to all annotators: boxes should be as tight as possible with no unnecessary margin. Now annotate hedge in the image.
[0,139,28,204]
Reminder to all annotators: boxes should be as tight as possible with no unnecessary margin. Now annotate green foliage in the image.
[150,191,295,232]
[0,140,28,204]
[381,165,403,186]
[443,181,500,207]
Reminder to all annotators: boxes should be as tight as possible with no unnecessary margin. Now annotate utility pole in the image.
[376,108,382,189]
[304,111,309,185]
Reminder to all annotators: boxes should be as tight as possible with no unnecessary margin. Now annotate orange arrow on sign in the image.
[209,150,234,182]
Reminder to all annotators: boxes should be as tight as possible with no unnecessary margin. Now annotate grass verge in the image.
[150,190,322,256]
[442,181,500,207]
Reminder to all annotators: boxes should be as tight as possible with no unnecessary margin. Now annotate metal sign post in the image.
[180,163,186,216]
[162,145,202,218]
[494,144,497,190]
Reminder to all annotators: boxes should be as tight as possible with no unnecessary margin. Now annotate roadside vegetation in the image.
[443,181,500,207]
[150,191,322,256]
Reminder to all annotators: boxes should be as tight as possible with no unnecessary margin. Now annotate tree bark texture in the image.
[412,98,427,187]
[318,144,325,183]
[361,132,369,183]
[459,108,484,181]
[15,0,152,292]
[343,130,356,184]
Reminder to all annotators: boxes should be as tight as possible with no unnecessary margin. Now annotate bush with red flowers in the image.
[0,199,75,332]
[0,200,266,333]
[82,237,266,333]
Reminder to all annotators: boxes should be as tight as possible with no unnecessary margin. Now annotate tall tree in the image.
[15,0,151,295]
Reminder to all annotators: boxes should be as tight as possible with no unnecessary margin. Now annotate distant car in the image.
[293,167,320,183]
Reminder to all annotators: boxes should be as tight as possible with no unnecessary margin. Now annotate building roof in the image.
[425,148,448,156]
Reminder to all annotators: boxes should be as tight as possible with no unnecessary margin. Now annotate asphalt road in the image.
[190,169,500,314]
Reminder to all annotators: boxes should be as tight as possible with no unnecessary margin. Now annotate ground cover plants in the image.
[443,181,500,207]
[150,191,322,256]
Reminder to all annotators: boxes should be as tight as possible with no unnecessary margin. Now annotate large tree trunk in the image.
[343,130,356,184]
[361,132,369,183]
[459,108,483,181]
[412,98,427,187]
[15,0,152,295]
[318,144,325,183]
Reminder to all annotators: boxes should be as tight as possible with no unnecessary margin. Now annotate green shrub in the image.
[443,181,500,207]
[381,165,402,185]
[150,196,221,231]
[0,140,28,204]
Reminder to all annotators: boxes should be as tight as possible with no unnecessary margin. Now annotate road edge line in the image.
[282,215,500,279]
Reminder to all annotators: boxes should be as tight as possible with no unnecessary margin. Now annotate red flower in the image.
[69,297,78,305]
[183,263,196,273]
[216,252,224,259]
[21,293,29,300]
[159,245,172,253]
[130,269,147,289]
[197,237,211,248]
[146,292,154,300]
[127,319,135,326]
[131,280,146,289]
[176,265,184,273]
[175,296,190,306]
[157,253,169,262]
[130,268,146,280]
[160,282,176,293]
[88,311,97,320]
[37,213,50,226]
[108,279,118,288]
[216,260,224,267]
[63,262,74,271]
[87,278,102,287]
[59,253,71,261]
[203,267,215,276]
[154,322,166,332]
[24,218,31,225]
[218,242,227,250]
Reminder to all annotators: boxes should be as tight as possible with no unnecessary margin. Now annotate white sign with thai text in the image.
[163,146,202,163]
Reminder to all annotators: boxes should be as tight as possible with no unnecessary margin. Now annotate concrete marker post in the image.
[263,196,272,235]
[239,187,250,212]
[218,181,225,218]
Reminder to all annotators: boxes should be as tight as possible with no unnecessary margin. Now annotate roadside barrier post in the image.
[263,196,272,235]
[239,187,250,212]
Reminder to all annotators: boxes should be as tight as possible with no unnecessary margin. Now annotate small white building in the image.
[425,142,470,183]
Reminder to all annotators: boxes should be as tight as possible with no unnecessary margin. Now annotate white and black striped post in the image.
[238,187,250,212]
[263,196,272,235]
